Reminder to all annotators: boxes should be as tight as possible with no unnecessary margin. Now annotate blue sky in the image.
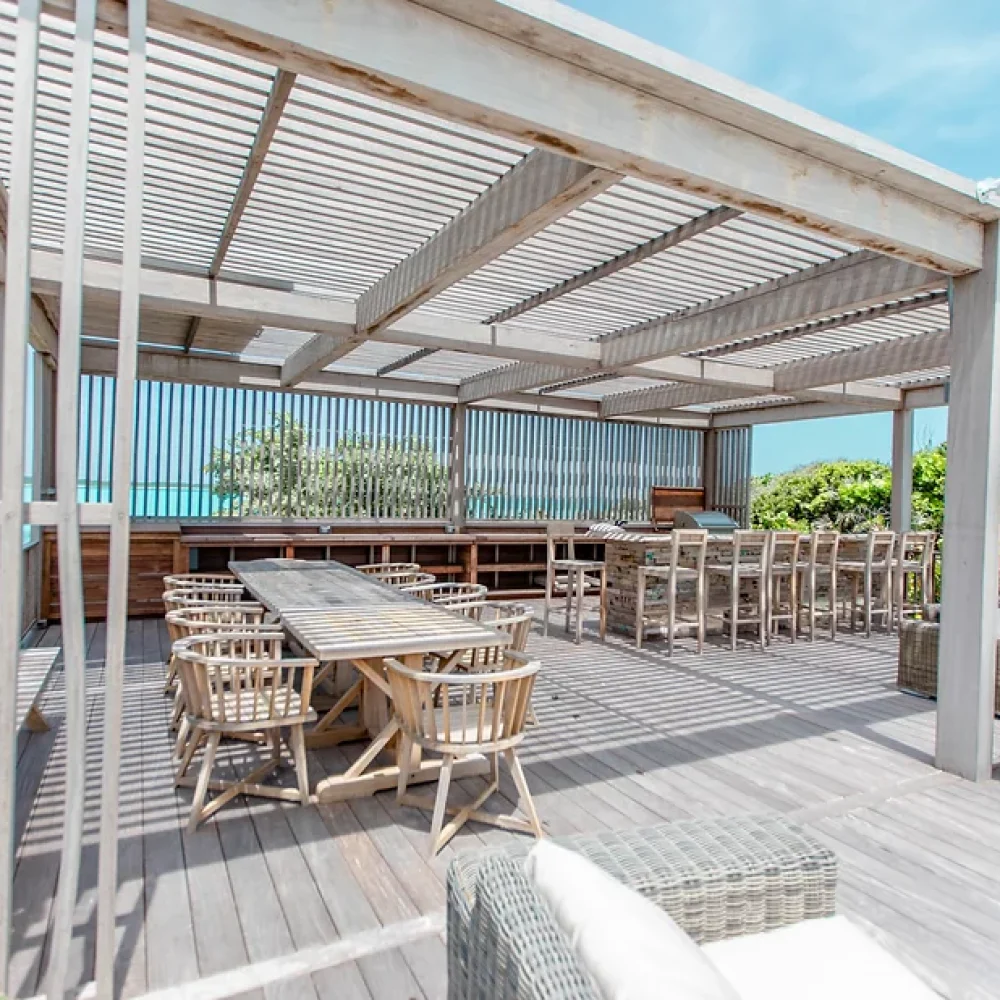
[563,0,998,474]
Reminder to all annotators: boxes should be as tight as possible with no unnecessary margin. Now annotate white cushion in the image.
[525,839,740,1000]
[703,915,939,1000]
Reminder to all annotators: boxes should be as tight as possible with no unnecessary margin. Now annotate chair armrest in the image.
[447,815,836,1000]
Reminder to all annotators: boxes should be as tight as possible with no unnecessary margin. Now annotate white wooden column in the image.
[936,220,1000,781]
[0,0,41,989]
[703,428,718,510]
[890,408,913,532]
[95,1,146,995]
[448,403,467,528]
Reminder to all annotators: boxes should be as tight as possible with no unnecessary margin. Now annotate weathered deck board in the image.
[11,612,1000,1000]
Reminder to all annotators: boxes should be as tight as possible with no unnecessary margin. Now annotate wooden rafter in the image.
[601,327,950,417]
[282,149,618,386]
[184,68,296,351]
[139,0,990,273]
[487,205,742,324]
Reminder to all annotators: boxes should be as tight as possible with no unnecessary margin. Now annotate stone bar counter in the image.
[605,531,869,640]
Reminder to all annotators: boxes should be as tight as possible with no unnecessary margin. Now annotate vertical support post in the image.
[0,1,41,989]
[95,1,145,995]
[46,2,96,997]
[448,402,467,528]
[936,221,1000,782]
[38,358,56,501]
[891,408,913,532]
[703,427,718,510]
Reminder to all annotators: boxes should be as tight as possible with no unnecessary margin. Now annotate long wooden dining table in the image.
[230,558,509,803]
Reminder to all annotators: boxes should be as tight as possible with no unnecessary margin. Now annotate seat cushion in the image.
[703,916,939,1000]
[526,839,740,1000]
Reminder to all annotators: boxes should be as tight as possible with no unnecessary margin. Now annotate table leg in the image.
[312,650,491,803]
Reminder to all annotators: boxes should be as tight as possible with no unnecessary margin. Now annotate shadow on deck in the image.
[12,613,1000,1000]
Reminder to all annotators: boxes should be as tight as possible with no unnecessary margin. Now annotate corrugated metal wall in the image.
[77,376,738,522]
[464,408,702,521]
[712,426,753,527]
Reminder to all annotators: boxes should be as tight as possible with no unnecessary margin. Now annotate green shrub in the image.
[750,444,946,533]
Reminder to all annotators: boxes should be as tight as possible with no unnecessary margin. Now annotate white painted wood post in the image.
[936,221,1000,781]
[703,428,718,510]
[448,403,467,528]
[890,408,913,532]
[0,0,41,990]
[45,2,97,997]
[95,1,146,995]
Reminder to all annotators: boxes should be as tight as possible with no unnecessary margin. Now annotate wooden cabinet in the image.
[41,527,184,621]
[39,520,619,620]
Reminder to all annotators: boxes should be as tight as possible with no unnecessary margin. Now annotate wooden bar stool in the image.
[544,521,607,643]
[838,531,895,636]
[706,530,768,651]
[766,531,801,642]
[795,531,840,641]
[893,531,937,629]
[635,529,707,653]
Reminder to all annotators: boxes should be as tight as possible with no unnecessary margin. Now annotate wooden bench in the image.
[17,647,60,733]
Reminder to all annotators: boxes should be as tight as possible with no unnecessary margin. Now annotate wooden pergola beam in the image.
[476,251,945,403]
[184,68,296,351]
[78,342,712,425]
[458,350,777,404]
[601,327,948,417]
[375,347,437,376]
[0,185,58,363]
[692,290,949,359]
[709,384,945,427]
[601,251,946,368]
[487,205,742,324]
[773,327,950,392]
[282,149,618,386]
[145,0,990,273]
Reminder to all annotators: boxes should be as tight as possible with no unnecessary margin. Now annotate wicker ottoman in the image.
[898,617,1000,713]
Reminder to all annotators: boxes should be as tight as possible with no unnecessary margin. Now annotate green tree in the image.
[750,443,946,533]
[207,414,449,517]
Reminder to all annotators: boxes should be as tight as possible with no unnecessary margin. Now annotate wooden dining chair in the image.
[838,531,896,637]
[635,529,707,654]
[163,572,237,590]
[401,581,488,617]
[795,531,840,641]
[893,531,937,630]
[465,602,532,670]
[766,531,801,642]
[174,632,317,832]
[164,603,274,756]
[357,562,435,587]
[544,521,607,644]
[162,583,247,694]
[706,530,769,651]
[388,649,542,856]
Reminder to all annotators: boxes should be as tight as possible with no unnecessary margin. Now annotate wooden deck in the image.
[12,612,1000,1000]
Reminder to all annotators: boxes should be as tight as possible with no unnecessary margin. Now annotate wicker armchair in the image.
[446,815,837,1000]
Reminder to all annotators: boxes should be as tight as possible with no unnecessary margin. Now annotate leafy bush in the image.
[207,415,449,517]
[750,444,946,533]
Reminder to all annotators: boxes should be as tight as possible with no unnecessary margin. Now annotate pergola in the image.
[0,1,998,998]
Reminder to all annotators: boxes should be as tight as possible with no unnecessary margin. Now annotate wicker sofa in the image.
[898,605,1000,711]
[446,815,838,1000]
